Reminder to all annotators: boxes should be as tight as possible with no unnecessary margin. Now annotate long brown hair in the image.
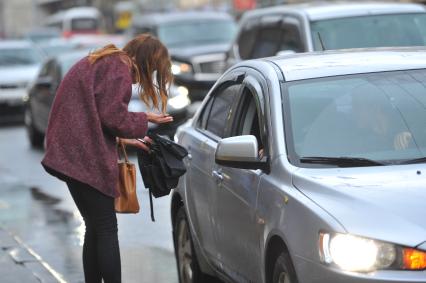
[88,34,172,112]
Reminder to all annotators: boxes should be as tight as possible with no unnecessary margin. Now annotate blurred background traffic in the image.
[2,0,426,282]
[2,0,426,139]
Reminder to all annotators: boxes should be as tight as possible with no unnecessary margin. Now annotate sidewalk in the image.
[0,226,64,283]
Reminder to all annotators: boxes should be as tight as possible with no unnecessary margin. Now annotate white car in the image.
[0,40,43,123]
[227,2,426,66]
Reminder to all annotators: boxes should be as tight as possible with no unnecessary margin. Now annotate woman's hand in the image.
[120,137,153,152]
[147,112,173,124]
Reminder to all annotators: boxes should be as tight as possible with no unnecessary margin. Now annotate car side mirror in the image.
[35,76,53,89]
[215,135,269,171]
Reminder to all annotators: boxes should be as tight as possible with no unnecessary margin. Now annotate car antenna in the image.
[317,32,326,51]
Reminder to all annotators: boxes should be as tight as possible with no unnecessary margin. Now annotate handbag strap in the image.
[117,139,130,163]
[149,189,155,222]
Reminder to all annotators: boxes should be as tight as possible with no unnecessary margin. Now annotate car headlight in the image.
[171,61,192,75]
[319,233,426,272]
[168,86,190,110]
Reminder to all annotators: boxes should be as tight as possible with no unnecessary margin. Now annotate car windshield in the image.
[0,47,42,66]
[284,70,426,166]
[311,13,426,51]
[39,43,77,57]
[71,18,98,31]
[157,19,236,47]
[60,55,83,77]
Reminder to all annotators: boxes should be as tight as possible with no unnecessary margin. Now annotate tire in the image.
[174,206,210,283]
[272,252,298,283]
[25,107,44,148]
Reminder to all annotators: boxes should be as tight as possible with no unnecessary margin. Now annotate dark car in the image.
[25,50,190,147]
[128,11,236,101]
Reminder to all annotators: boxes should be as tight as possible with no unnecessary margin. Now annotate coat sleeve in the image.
[94,57,148,138]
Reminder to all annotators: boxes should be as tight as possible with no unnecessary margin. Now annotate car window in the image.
[202,84,241,138]
[251,26,283,59]
[232,88,264,148]
[133,26,155,36]
[238,18,260,60]
[0,47,42,66]
[38,60,53,77]
[284,69,426,166]
[157,19,236,48]
[279,22,303,53]
[250,18,303,59]
[311,13,426,51]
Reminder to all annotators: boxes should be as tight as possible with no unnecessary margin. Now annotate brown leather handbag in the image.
[115,139,140,213]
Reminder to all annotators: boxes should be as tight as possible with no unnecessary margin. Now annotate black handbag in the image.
[137,133,188,221]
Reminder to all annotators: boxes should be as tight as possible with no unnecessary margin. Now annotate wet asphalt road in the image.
[0,125,179,283]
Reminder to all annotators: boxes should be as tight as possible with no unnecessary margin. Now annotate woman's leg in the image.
[67,180,121,283]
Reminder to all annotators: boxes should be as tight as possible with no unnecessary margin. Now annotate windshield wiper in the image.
[397,157,426,165]
[300,156,385,167]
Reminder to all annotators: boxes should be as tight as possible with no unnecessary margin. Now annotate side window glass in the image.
[233,88,263,149]
[279,22,303,53]
[238,19,259,60]
[39,60,52,77]
[251,26,283,59]
[205,84,241,138]
[197,97,214,129]
[135,27,154,36]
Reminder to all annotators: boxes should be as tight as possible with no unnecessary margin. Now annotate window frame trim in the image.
[195,71,245,141]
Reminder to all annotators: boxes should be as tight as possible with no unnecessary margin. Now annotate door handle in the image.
[212,170,223,182]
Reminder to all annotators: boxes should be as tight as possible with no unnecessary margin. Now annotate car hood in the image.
[0,65,40,85]
[169,43,230,61]
[292,164,426,248]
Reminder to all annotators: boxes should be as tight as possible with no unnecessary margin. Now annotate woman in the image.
[41,34,173,283]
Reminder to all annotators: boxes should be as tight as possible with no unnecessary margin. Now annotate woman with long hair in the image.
[41,34,173,283]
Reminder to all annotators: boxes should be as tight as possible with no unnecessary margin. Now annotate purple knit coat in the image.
[42,54,148,198]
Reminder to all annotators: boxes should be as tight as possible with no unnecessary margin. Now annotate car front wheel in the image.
[272,252,298,283]
[175,206,209,283]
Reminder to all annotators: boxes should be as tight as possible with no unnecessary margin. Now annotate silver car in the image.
[171,48,426,283]
[226,2,426,67]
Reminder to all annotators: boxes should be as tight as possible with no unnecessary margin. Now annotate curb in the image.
[0,226,66,283]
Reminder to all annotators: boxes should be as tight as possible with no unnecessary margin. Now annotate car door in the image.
[214,72,270,282]
[184,74,243,265]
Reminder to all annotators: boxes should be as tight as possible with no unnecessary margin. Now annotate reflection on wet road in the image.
[0,125,178,283]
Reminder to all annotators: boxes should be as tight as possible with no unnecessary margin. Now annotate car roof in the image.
[243,2,425,21]
[0,40,35,49]
[260,47,426,81]
[132,11,234,27]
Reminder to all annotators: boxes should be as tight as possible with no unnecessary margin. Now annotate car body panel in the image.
[251,2,426,22]
[268,48,426,81]
[292,165,426,247]
[181,127,221,263]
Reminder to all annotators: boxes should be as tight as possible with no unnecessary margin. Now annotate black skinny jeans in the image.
[67,179,121,283]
